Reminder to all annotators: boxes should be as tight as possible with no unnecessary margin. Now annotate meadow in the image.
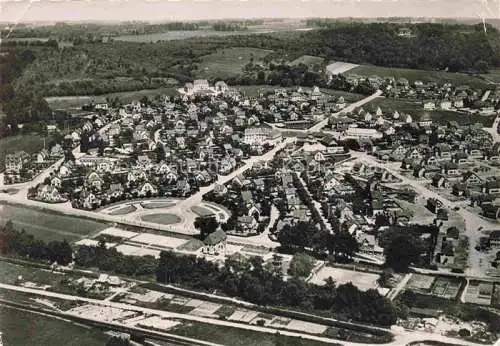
[194,47,273,80]
[0,204,108,242]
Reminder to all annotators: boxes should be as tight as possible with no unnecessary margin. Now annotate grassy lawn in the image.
[0,204,108,243]
[347,65,490,89]
[364,98,497,126]
[107,204,137,215]
[0,305,109,346]
[194,47,273,80]
[0,135,46,172]
[45,87,178,110]
[191,205,216,217]
[140,213,182,225]
[141,201,176,209]
[291,55,324,67]
[170,321,338,346]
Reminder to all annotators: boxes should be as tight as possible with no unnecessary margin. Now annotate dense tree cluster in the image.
[156,250,397,326]
[0,220,72,265]
[74,241,157,276]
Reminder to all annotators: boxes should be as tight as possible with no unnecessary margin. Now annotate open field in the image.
[45,87,178,111]
[308,266,379,291]
[113,29,276,43]
[170,321,337,346]
[0,305,109,346]
[347,65,491,89]
[0,204,108,242]
[0,135,46,172]
[364,98,497,126]
[327,61,359,75]
[291,55,325,67]
[194,47,273,79]
[140,213,182,225]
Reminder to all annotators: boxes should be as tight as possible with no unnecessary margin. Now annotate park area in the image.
[308,266,380,292]
[140,213,182,225]
[0,204,108,242]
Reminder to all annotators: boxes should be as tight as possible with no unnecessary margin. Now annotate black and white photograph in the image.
[0,0,500,345]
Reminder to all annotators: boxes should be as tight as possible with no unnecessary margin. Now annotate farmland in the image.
[0,305,109,346]
[0,204,108,242]
[347,65,491,89]
[291,55,325,67]
[194,47,273,80]
[0,135,46,172]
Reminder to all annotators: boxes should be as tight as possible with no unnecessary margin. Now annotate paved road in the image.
[387,273,412,301]
[0,283,485,346]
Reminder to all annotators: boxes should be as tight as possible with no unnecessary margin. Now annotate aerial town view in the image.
[1,1,500,345]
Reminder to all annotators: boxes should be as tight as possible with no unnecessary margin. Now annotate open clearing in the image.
[140,213,182,225]
[194,47,273,79]
[291,55,324,67]
[0,135,46,171]
[347,65,490,89]
[0,305,109,346]
[0,204,108,242]
[308,266,379,292]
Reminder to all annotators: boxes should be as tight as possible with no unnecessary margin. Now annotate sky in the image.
[0,0,499,23]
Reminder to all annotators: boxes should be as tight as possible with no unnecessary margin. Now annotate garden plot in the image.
[127,290,171,303]
[136,316,181,330]
[407,274,435,292]
[128,233,188,249]
[285,320,328,334]
[189,302,222,317]
[464,281,493,306]
[308,266,379,291]
[68,304,136,322]
[185,299,204,308]
[430,277,462,299]
[99,227,138,239]
[115,244,161,258]
[228,309,260,323]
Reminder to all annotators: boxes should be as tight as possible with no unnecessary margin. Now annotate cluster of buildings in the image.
[3,144,65,184]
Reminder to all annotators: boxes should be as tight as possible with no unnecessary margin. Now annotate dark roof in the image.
[204,229,227,245]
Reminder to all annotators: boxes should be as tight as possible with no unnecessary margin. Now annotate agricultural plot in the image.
[430,277,463,299]
[0,204,108,242]
[194,47,273,79]
[407,274,435,293]
[464,281,494,306]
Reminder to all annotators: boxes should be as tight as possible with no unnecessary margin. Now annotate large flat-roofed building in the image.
[244,127,282,145]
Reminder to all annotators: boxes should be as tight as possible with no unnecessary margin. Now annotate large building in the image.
[5,151,30,173]
[244,127,282,145]
[181,79,229,96]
